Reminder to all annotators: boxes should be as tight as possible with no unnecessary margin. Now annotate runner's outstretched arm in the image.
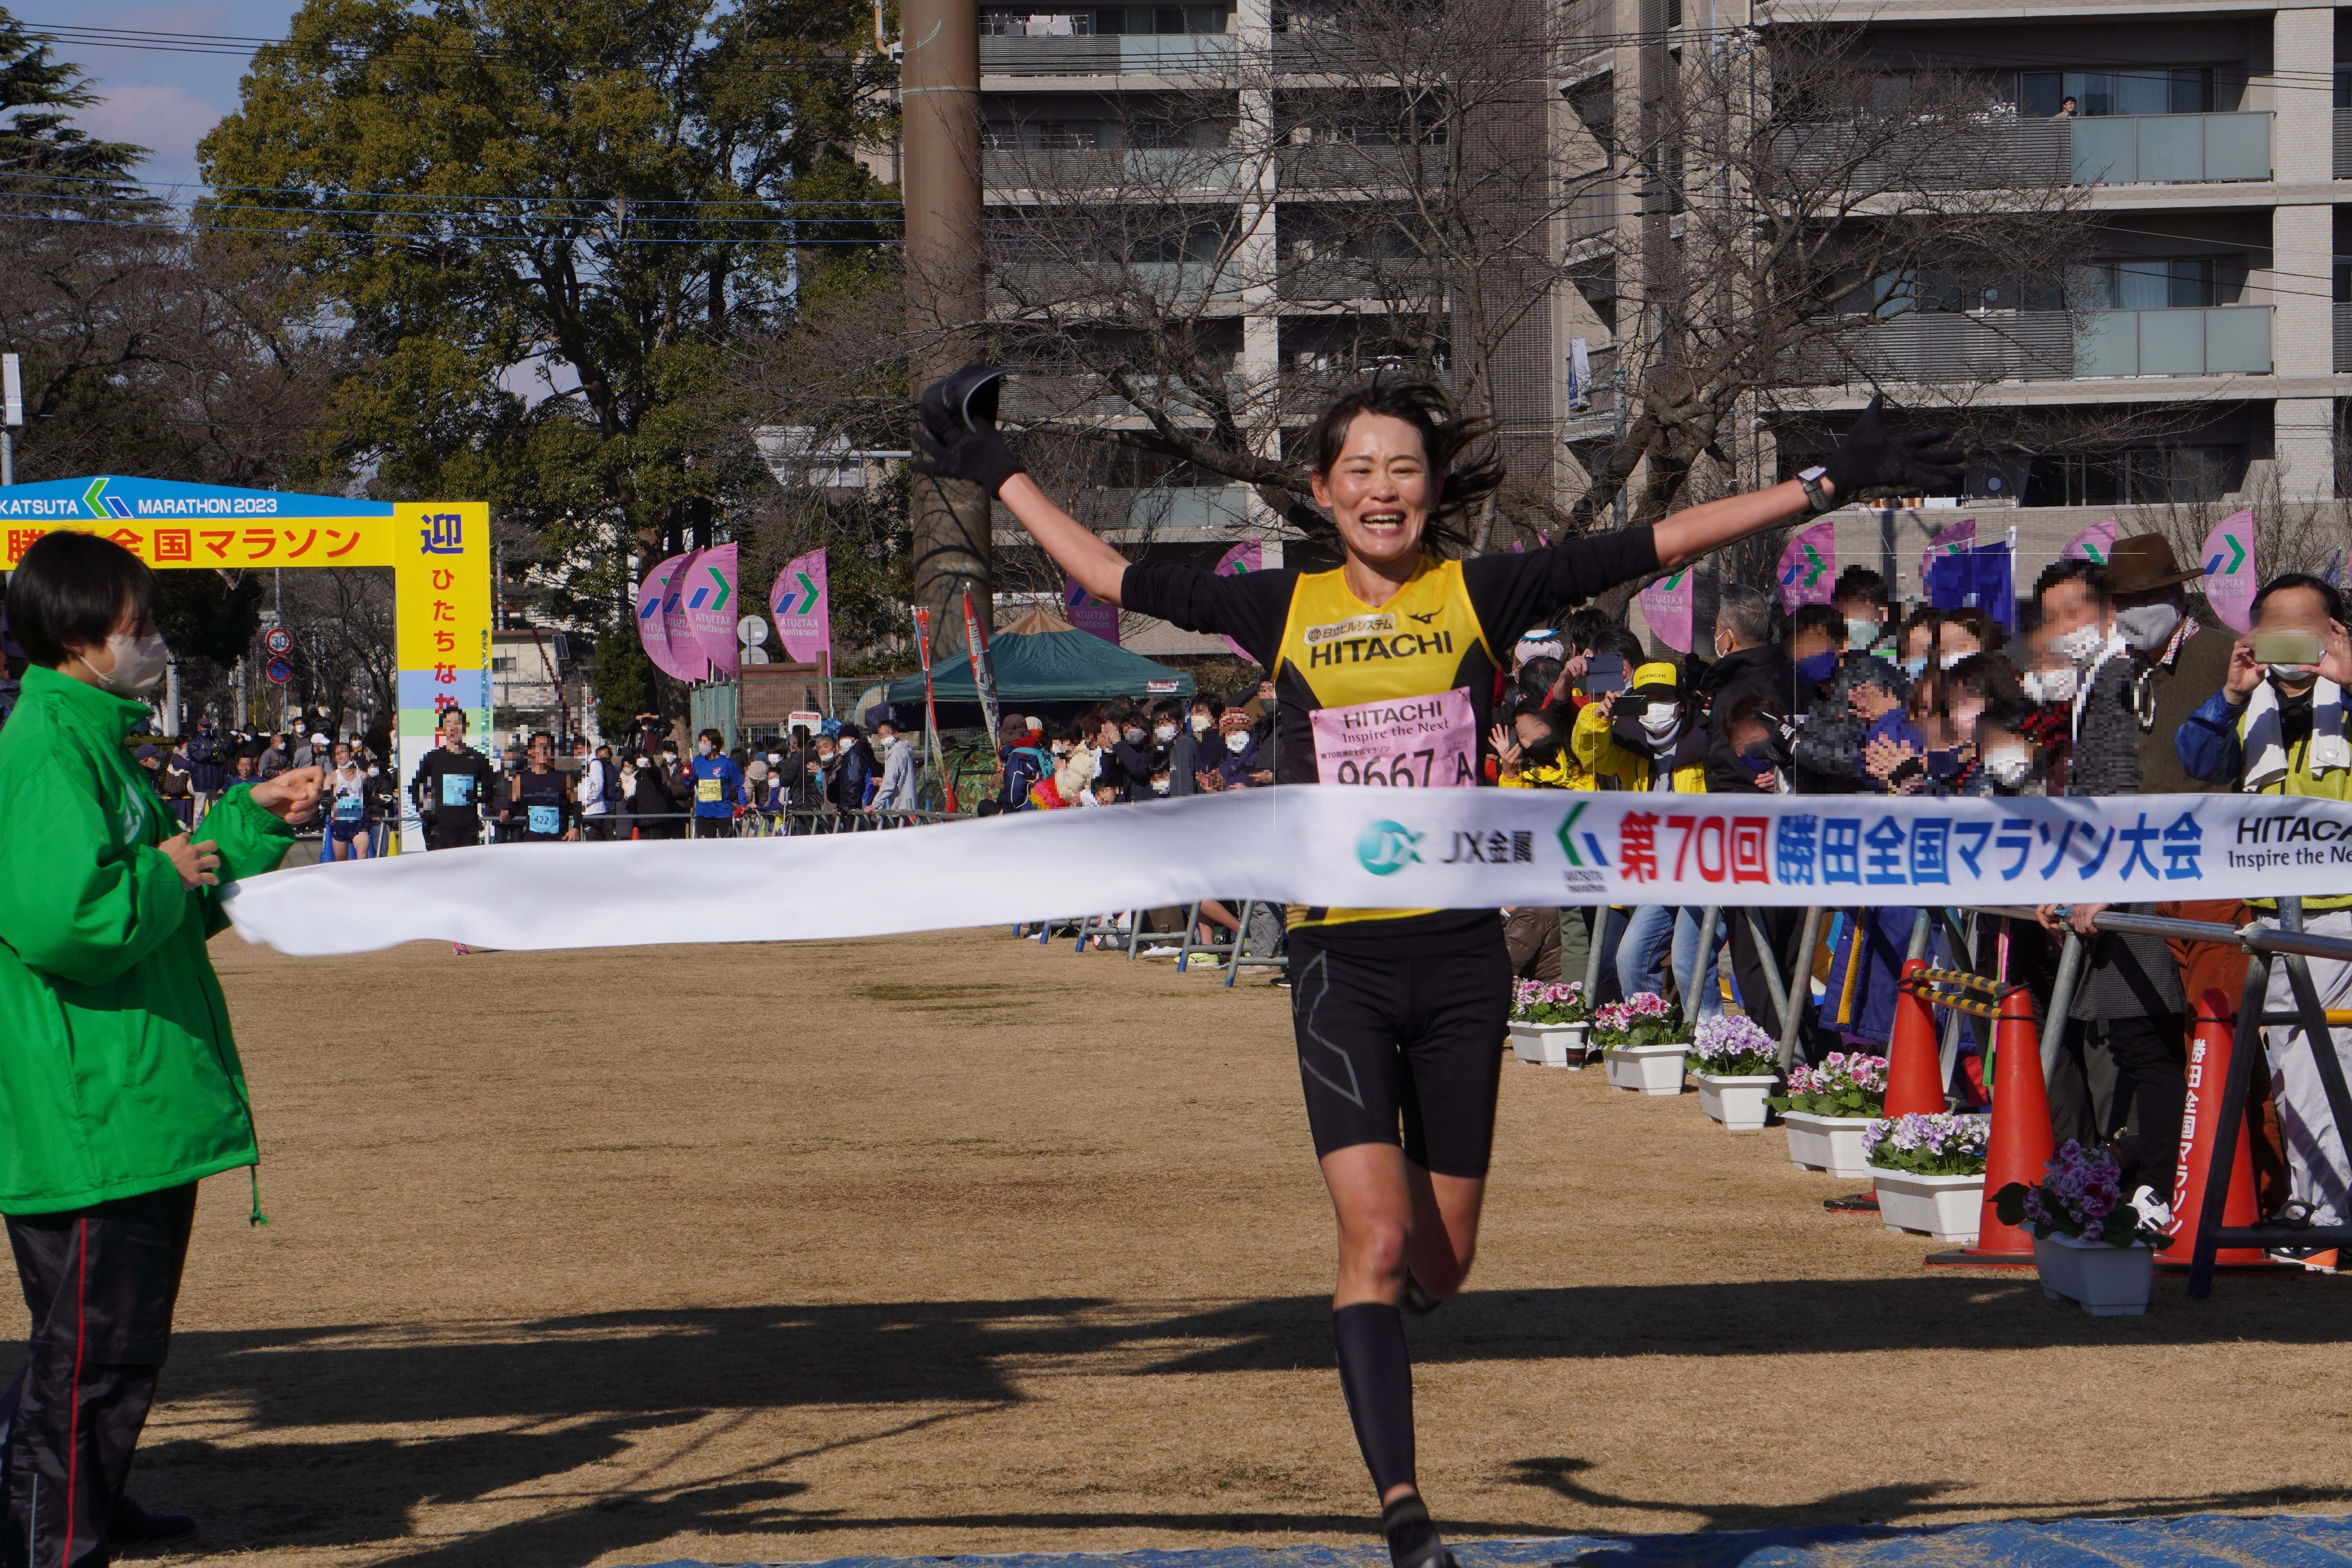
[996,474,1130,606]
[1651,395,1963,570]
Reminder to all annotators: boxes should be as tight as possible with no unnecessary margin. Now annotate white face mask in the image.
[78,630,169,697]
[1190,713,1212,733]
[1938,651,1969,670]
[1984,748,2032,786]
[1224,732,1250,753]
[696,739,715,757]
[767,753,780,764]
[2116,603,2181,653]
[1637,701,1679,740]
[1151,778,1172,794]
[1122,726,1145,746]
[2024,665,2078,704]
[1844,617,1880,650]
[2052,624,2106,665]
[1154,723,1177,742]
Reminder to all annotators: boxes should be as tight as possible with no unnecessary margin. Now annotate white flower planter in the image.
[1508,1022,1588,1069]
[1871,1168,1986,1244]
[1604,1042,1688,1095]
[2034,1230,2156,1316]
[1692,1072,1779,1131]
[1782,1111,1877,1178]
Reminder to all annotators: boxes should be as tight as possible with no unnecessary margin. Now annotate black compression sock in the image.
[1334,1303,1416,1500]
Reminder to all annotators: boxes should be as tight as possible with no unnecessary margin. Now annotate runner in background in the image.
[916,368,1962,1568]
[409,706,494,853]
[687,726,745,839]
[324,740,374,861]
[502,731,581,844]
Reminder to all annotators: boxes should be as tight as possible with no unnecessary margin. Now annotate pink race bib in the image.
[1308,687,1479,788]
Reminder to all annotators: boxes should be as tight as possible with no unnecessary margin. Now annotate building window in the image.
[2022,446,2239,506]
[2078,256,2246,310]
[2017,68,2215,117]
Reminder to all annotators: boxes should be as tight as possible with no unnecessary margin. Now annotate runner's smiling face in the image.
[1308,412,1438,577]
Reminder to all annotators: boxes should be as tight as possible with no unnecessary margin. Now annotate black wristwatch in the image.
[1798,465,1835,513]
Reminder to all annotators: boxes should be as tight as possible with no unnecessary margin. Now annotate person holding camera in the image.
[2176,572,2352,1256]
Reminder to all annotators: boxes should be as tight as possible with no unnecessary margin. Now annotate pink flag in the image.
[1920,517,1975,591]
[1775,520,1837,611]
[2199,508,2257,633]
[681,542,740,677]
[1638,568,1694,653]
[1214,542,1263,661]
[770,548,832,665]
[2063,520,2116,564]
[1063,578,1120,644]
[638,552,706,683]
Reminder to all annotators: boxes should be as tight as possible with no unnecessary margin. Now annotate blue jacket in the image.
[688,753,745,817]
[2175,689,2245,784]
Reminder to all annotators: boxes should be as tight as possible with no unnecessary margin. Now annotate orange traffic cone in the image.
[1883,958,1945,1120]
[2158,988,2273,1271]
[1927,986,2051,1266]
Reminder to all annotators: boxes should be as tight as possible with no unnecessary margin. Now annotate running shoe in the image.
[1381,1495,1455,1568]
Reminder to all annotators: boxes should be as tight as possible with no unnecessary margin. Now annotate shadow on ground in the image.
[126,1276,2352,1566]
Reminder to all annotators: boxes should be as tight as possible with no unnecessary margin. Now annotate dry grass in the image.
[34,926,2352,1568]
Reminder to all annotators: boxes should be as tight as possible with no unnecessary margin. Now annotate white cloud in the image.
[71,83,228,185]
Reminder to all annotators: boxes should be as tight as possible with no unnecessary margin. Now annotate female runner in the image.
[915,372,1959,1568]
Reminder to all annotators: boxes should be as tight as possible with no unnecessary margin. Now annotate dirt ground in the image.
[38,926,2352,1568]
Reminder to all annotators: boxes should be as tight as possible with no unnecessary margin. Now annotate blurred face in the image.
[333,744,351,768]
[2256,584,2335,693]
[1948,690,1987,742]
[1512,711,1554,751]
[529,737,552,767]
[1789,626,1838,664]
[1937,623,1983,661]
[1309,413,1435,573]
[2038,579,2110,642]
[438,711,466,746]
[1728,713,1770,753]
[1900,623,1935,663]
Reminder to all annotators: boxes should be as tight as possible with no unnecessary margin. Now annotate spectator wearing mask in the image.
[1791,627,1906,796]
[257,733,289,780]
[996,715,1050,811]
[869,717,920,815]
[579,742,619,838]
[2177,572,2352,1250]
[802,730,841,816]
[1147,700,1201,798]
[687,727,746,837]
[831,724,876,817]
[184,717,227,820]
[1832,566,1893,659]
[630,743,690,839]
[1211,708,1261,789]
[1697,584,1789,763]
[1713,691,1814,1047]
[1574,661,1718,1016]
[2033,558,2187,1216]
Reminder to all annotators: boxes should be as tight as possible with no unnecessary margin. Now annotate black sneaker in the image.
[1381,1494,1455,1568]
[111,1498,196,1544]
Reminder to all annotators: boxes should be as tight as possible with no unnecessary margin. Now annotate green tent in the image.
[886,606,1194,705]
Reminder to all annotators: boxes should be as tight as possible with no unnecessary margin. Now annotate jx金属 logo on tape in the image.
[1356,819,1423,876]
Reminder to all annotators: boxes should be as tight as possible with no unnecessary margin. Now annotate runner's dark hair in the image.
[1301,374,1504,555]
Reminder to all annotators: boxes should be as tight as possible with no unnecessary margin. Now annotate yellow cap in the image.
[1631,660,1681,692]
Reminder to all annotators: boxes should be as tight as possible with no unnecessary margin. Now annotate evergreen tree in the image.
[0,9,145,201]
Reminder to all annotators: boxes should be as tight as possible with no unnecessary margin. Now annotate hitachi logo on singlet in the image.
[1308,630,1455,668]
[1304,612,1398,646]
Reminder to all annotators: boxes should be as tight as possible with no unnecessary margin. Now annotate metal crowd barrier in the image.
[1030,898,1288,988]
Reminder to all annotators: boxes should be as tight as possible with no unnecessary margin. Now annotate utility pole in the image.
[901,0,991,660]
[2,352,20,485]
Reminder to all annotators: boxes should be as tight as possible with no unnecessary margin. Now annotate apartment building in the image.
[1569,0,2348,602]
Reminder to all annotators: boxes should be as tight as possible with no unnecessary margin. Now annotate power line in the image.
[4,171,905,209]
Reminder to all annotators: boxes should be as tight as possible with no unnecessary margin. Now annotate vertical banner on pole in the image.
[2063,519,2117,564]
[962,584,1002,745]
[637,552,702,682]
[914,605,951,805]
[1775,520,1837,612]
[770,548,832,664]
[2199,508,2258,633]
[1919,517,1975,587]
[1637,567,1694,654]
[1063,578,1120,644]
[394,502,492,854]
[681,542,740,678]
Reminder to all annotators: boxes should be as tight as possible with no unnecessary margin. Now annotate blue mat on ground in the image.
[634,1512,2352,1568]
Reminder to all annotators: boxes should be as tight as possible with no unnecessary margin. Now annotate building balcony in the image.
[1788,304,2272,384]
[2070,112,2270,185]
[984,146,1250,196]
[2337,108,2352,181]
[979,32,1236,77]
[2076,305,2270,377]
[2336,301,2352,375]
[1274,143,1445,192]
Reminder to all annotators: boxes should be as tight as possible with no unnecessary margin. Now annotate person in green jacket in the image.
[0,531,321,1565]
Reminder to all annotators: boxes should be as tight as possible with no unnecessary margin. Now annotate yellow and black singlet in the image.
[1120,524,1659,938]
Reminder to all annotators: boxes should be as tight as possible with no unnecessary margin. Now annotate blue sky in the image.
[49,0,307,189]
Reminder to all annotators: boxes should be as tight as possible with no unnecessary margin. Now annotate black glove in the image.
[1822,393,1965,500]
[911,422,1025,498]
